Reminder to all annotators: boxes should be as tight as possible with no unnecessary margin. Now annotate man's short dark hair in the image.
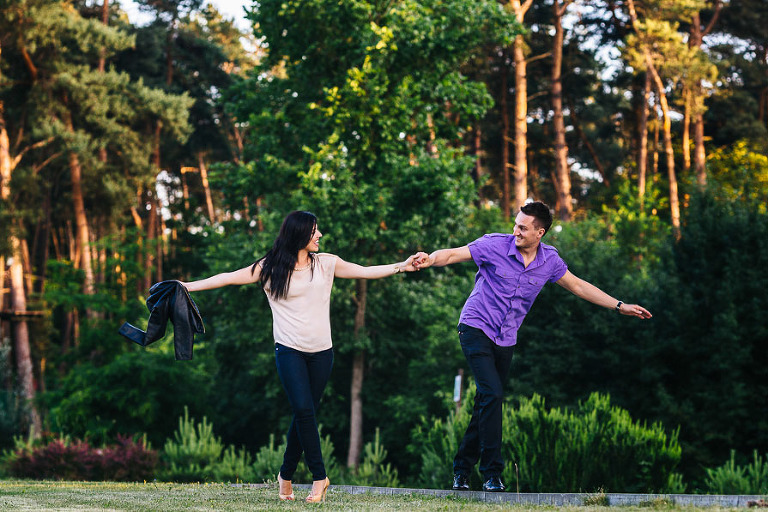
[520,201,553,234]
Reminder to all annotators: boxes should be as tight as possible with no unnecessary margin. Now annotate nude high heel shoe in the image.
[277,473,294,501]
[305,477,330,503]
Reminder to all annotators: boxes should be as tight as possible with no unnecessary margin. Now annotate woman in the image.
[181,210,420,503]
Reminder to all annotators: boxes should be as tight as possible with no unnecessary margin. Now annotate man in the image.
[413,201,652,492]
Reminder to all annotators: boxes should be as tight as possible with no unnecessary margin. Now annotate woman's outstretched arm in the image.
[334,253,422,279]
[181,264,261,292]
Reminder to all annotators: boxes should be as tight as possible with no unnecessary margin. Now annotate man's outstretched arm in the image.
[556,270,652,319]
[413,246,472,268]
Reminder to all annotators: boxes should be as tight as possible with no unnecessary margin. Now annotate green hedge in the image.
[411,384,682,492]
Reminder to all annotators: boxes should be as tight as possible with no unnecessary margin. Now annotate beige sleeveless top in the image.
[263,253,337,353]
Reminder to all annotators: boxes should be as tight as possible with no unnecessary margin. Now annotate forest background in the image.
[1,0,767,492]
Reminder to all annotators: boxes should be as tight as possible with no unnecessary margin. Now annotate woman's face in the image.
[304,224,322,252]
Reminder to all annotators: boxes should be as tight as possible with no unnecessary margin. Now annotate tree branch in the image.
[702,0,722,37]
[11,137,55,170]
[521,0,535,16]
[555,0,575,18]
[525,51,552,65]
[32,152,63,174]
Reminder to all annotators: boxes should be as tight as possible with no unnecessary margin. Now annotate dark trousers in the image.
[274,343,334,481]
[453,323,514,479]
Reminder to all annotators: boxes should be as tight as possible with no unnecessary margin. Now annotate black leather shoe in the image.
[482,476,505,492]
[452,473,470,491]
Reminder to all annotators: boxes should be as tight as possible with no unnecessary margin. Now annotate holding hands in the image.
[403,252,431,271]
[411,252,431,269]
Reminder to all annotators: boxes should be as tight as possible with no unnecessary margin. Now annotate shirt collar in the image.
[508,239,546,268]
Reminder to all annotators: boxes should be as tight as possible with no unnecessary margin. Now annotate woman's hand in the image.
[400,252,429,272]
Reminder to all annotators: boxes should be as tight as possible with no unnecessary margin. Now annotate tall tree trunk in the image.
[628,0,680,236]
[500,53,511,219]
[142,122,163,291]
[97,0,109,72]
[647,57,680,237]
[98,0,109,162]
[10,236,41,435]
[637,73,651,201]
[255,197,264,232]
[141,24,176,290]
[473,122,484,203]
[180,167,192,211]
[652,107,660,178]
[20,235,32,296]
[551,0,574,221]
[198,153,216,223]
[39,192,51,295]
[0,105,10,312]
[144,192,157,291]
[510,0,534,213]
[682,86,691,172]
[65,113,96,297]
[1,108,41,436]
[689,7,722,187]
[347,278,367,469]
[693,91,706,186]
[97,223,106,287]
[568,101,609,187]
[512,34,528,211]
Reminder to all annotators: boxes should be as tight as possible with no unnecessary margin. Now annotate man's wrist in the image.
[615,300,624,313]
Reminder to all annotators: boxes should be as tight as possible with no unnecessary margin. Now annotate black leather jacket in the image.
[118,280,205,360]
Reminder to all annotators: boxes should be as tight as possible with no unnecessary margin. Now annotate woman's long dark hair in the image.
[253,211,317,300]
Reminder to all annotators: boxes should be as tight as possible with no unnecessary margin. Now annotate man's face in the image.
[512,212,545,250]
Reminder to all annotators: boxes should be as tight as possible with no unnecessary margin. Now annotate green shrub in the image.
[209,445,256,483]
[251,428,341,484]
[2,433,156,481]
[703,450,768,494]
[157,407,224,482]
[411,383,682,492]
[409,391,473,490]
[43,352,211,447]
[0,343,24,451]
[504,392,681,493]
[345,428,399,487]
[251,433,284,482]
[250,427,398,486]
[665,472,687,494]
[158,407,258,483]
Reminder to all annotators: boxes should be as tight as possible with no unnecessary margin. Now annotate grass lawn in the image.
[0,480,747,511]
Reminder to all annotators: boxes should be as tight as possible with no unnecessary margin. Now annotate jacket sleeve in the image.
[143,281,174,345]
[169,283,205,360]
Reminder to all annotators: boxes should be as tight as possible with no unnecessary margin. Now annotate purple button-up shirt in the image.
[458,234,568,347]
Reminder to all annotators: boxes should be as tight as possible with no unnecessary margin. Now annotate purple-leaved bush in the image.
[9,434,157,481]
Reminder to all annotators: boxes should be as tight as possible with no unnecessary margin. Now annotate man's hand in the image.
[619,303,653,319]
[411,251,431,269]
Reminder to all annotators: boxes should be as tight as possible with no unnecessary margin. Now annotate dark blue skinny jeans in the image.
[453,323,514,480]
[274,343,334,481]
